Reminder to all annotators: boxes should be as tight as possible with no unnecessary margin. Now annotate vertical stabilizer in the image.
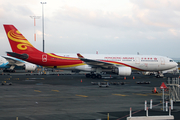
[3,25,42,54]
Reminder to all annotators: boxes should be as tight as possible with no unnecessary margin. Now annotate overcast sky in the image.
[0,0,180,58]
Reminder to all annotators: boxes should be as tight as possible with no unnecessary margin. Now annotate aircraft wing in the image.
[2,56,25,66]
[77,53,117,68]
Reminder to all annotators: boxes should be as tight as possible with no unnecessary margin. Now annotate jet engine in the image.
[114,67,131,76]
[24,63,37,71]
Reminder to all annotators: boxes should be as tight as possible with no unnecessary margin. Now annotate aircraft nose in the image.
[174,62,178,67]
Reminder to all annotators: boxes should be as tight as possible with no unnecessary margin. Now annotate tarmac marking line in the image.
[51,90,59,92]
[149,93,169,96]
[34,90,42,92]
[112,94,129,96]
[76,94,88,97]
[132,93,169,96]
[133,93,148,96]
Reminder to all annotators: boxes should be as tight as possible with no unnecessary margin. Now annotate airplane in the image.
[0,56,37,72]
[3,24,178,78]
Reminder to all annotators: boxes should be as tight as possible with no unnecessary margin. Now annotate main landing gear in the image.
[155,71,164,78]
[86,73,102,79]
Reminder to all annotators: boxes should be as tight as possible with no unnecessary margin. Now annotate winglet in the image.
[77,53,84,59]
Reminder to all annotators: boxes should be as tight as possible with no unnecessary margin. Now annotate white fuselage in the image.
[56,53,178,72]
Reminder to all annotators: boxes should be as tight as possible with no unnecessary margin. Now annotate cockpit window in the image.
[169,60,173,62]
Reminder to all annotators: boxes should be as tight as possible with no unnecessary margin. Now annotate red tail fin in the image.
[3,24,42,54]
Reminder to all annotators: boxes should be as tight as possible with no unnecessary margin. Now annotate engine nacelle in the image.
[115,67,131,76]
[24,63,37,71]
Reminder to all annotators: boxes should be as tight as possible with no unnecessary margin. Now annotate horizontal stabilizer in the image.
[7,52,29,60]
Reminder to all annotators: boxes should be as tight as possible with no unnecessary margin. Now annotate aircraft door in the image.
[160,58,165,65]
[135,57,140,64]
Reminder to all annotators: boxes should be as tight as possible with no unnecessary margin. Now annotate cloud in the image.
[36,30,42,36]
[130,0,180,10]
[147,36,156,40]
[168,28,180,36]
[0,0,180,57]
[114,37,119,39]
[53,5,135,29]
[131,0,180,28]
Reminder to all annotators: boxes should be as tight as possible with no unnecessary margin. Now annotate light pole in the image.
[30,16,41,42]
[40,2,46,53]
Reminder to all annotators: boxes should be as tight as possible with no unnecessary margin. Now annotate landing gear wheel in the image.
[97,74,102,79]
[10,70,15,73]
[91,74,97,79]
[86,74,91,78]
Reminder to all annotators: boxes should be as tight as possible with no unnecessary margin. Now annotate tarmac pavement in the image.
[0,72,179,120]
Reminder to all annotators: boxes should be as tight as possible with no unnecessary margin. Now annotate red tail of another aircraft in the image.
[3,24,43,54]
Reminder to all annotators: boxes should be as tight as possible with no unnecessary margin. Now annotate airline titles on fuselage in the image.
[104,57,158,62]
